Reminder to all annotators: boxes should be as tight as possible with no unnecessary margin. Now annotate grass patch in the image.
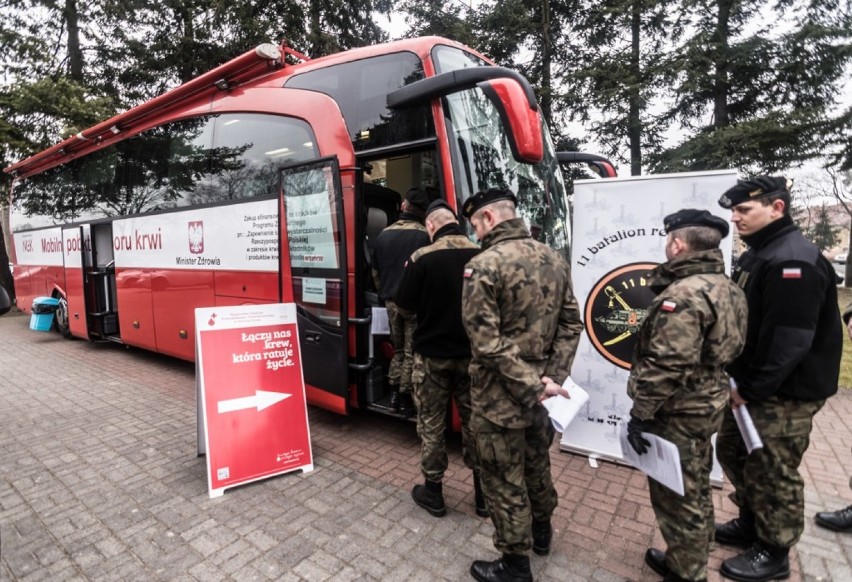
[838,286,852,389]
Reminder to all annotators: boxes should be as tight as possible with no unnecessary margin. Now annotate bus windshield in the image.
[284,52,434,152]
[432,45,570,251]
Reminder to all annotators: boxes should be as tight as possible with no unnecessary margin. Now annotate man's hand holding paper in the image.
[541,376,590,433]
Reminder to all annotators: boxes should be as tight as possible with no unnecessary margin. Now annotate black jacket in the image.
[371,212,430,302]
[395,224,480,358]
[728,216,842,402]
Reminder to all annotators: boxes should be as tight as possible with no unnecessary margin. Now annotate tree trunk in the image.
[846,221,852,287]
[628,0,642,176]
[540,0,552,127]
[65,0,84,82]
[309,0,323,58]
[171,3,195,83]
[0,213,16,304]
[712,0,731,127]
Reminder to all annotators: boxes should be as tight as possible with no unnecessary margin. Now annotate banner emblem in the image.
[584,262,658,369]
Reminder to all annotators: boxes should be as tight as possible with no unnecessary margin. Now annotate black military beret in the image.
[461,188,517,219]
[664,208,730,238]
[718,176,792,209]
[425,199,455,219]
[405,188,430,211]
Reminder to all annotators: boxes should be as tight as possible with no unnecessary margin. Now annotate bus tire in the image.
[53,295,72,338]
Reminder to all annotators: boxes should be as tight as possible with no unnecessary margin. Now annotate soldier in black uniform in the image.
[714,176,842,582]
[372,188,431,415]
[395,199,484,518]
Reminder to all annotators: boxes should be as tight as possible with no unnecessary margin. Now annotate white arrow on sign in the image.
[217,390,291,414]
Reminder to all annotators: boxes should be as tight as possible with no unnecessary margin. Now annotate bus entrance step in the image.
[93,335,124,345]
[366,396,416,420]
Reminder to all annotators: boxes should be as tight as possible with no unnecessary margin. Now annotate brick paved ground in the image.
[1,309,850,581]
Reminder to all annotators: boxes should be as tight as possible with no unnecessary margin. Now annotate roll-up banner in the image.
[562,170,738,480]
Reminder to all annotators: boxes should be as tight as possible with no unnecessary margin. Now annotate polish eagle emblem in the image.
[188,221,204,254]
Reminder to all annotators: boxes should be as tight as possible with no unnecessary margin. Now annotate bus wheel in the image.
[53,296,72,338]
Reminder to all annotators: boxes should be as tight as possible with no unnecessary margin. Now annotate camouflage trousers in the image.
[473,406,557,555]
[411,354,476,482]
[716,396,825,548]
[647,410,724,581]
[385,301,416,394]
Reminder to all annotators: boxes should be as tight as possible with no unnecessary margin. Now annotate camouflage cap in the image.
[425,199,455,219]
[664,208,730,238]
[462,188,517,219]
[718,176,792,209]
[405,188,430,211]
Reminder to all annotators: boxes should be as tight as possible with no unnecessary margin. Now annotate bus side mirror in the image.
[477,78,543,164]
[556,152,618,178]
[387,66,544,165]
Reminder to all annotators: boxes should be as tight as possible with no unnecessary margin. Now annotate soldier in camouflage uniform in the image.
[714,177,842,582]
[395,199,485,519]
[372,188,431,416]
[813,300,852,533]
[625,209,747,582]
[461,188,583,582]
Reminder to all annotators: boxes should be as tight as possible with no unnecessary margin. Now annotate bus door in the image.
[84,222,120,339]
[59,224,91,338]
[279,157,349,414]
[353,147,441,414]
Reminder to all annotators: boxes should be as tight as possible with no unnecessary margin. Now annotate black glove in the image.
[626,416,652,455]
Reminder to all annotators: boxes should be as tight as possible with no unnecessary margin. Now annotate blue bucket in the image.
[30,312,55,332]
[30,297,61,332]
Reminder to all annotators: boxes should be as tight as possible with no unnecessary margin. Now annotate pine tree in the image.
[807,204,840,252]
[566,0,682,175]
[649,0,852,174]
[398,0,478,46]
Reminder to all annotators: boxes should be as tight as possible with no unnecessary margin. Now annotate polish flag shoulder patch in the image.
[782,268,802,279]
[464,268,474,278]
[661,300,677,312]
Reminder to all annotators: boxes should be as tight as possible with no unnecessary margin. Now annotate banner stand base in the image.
[558,443,724,488]
[559,443,629,467]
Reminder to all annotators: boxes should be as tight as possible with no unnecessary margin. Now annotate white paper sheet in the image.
[729,379,763,454]
[733,404,764,454]
[542,377,590,432]
[370,307,389,335]
[619,421,685,496]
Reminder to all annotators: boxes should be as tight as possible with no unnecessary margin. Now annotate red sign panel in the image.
[196,303,313,498]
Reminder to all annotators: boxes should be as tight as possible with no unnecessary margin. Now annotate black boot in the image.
[815,504,852,532]
[531,519,552,556]
[715,511,757,548]
[412,480,446,517]
[644,548,668,576]
[398,391,416,417]
[646,548,707,582]
[720,542,790,582]
[473,472,489,518]
[470,554,532,582]
[389,389,400,411]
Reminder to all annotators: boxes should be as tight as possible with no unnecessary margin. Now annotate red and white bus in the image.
[4,36,614,417]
